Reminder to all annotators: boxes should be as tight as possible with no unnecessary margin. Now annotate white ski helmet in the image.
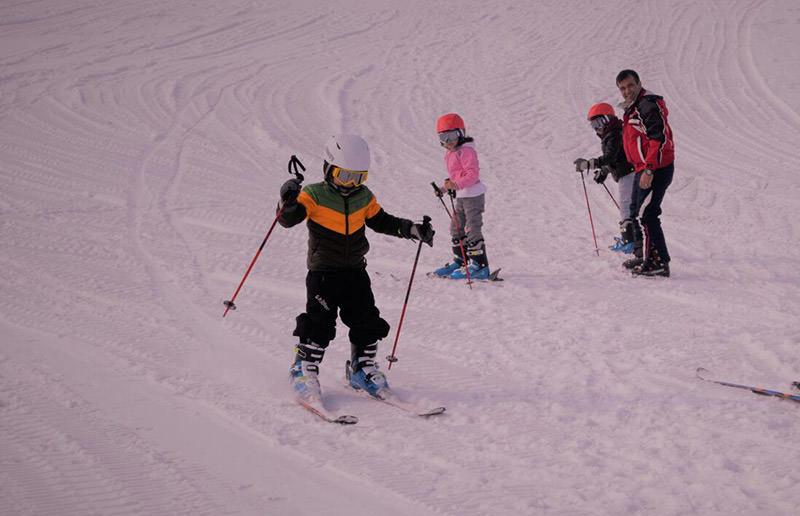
[323,134,370,172]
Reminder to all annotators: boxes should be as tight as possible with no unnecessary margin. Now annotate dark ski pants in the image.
[631,163,674,263]
[293,268,390,360]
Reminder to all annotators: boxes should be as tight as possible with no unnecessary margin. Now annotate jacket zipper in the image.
[344,196,350,265]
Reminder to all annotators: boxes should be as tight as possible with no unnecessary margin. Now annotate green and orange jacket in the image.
[278,181,412,271]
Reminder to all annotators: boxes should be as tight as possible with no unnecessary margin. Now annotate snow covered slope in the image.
[1,1,799,514]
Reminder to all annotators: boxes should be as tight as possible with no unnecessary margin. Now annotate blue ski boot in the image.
[433,258,464,277]
[609,237,634,254]
[348,358,389,398]
[450,263,491,280]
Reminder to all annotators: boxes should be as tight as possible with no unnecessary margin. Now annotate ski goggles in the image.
[330,166,368,187]
[438,129,461,144]
[589,115,610,131]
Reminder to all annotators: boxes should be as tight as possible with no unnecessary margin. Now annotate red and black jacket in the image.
[622,89,675,172]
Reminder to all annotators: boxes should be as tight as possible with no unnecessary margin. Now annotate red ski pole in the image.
[431,183,472,288]
[386,215,430,369]
[222,155,305,316]
[444,187,472,288]
[222,207,285,317]
[579,170,600,256]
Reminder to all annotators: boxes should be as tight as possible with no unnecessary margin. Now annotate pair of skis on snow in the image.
[296,363,446,425]
[297,391,446,425]
[300,368,799,425]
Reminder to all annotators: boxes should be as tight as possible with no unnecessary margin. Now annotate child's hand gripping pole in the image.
[222,156,306,316]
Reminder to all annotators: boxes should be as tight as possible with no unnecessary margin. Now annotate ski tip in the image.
[419,407,446,417]
[335,415,359,425]
[695,367,711,380]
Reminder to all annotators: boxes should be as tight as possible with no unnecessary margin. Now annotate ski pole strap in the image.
[288,155,306,183]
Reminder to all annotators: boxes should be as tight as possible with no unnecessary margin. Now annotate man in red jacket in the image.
[617,69,675,277]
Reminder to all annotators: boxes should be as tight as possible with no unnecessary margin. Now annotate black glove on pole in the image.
[387,215,430,369]
[223,155,305,317]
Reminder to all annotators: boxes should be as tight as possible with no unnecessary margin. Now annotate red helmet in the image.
[587,103,615,120]
[437,113,465,132]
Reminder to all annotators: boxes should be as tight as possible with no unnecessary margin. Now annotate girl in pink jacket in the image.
[433,113,491,280]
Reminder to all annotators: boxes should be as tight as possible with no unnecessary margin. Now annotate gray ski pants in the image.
[451,194,485,246]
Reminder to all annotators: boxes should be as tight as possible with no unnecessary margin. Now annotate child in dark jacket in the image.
[574,102,637,253]
[278,134,434,402]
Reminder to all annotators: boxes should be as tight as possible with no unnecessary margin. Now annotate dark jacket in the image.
[622,89,675,172]
[279,181,412,271]
[596,118,634,182]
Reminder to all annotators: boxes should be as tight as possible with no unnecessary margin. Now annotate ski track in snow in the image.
[1,1,799,515]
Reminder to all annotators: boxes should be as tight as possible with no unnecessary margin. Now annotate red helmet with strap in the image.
[587,103,615,120]
[437,113,465,132]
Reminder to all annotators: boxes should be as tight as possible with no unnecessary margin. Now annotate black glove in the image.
[593,167,608,184]
[574,158,600,172]
[280,179,302,204]
[408,219,435,247]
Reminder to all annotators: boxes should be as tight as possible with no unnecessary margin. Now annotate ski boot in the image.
[289,340,325,400]
[622,240,644,269]
[451,240,491,280]
[433,257,464,277]
[632,257,670,277]
[290,359,321,400]
[347,358,389,398]
[450,262,491,280]
[347,342,389,397]
[609,237,634,254]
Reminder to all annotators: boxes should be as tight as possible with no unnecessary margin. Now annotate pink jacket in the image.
[444,142,486,198]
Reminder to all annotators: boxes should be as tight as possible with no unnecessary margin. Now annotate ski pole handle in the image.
[431,181,444,198]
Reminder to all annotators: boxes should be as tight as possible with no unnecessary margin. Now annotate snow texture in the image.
[1,1,799,515]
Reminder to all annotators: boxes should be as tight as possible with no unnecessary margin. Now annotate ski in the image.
[296,398,359,424]
[696,368,800,403]
[426,267,503,282]
[354,389,446,417]
[345,361,445,417]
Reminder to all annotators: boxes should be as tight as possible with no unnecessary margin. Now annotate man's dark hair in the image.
[616,69,640,85]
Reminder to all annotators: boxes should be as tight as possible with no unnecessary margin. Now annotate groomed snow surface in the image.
[2,1,799,515]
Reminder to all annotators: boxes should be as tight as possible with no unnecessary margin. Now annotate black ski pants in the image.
[631,163,674,263]
[293,268,390,357]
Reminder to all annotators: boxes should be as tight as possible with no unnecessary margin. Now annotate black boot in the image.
[632,250,670,277]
